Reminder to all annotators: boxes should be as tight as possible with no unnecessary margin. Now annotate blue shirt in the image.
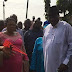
[43,20,50,29]
[30,37,45,72]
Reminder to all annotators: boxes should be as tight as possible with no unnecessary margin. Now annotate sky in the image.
[0,0,56,23]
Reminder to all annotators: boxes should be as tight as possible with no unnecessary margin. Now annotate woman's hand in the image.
[2,45,16,59]
[23,60,29,72]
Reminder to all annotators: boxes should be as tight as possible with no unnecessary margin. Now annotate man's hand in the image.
[58,63,68,72]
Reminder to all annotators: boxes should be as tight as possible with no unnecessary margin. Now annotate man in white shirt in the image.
[43,6,72,72]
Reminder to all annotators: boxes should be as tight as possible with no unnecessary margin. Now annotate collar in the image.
[53,20,60,28]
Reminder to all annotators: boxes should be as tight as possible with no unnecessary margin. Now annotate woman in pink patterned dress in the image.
[0,18,29,72]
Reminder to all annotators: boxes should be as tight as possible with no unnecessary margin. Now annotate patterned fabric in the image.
[0,32,28,72]
[2,27,24,40]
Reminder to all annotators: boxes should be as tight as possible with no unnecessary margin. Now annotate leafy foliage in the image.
[44,0,50,19]
[57,0,72,25]
[57,0,68,15]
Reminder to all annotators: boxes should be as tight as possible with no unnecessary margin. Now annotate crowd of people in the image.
[0,5,72,72]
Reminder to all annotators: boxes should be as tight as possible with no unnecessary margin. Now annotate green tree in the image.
[57,0,69,17]
[57,0,72,21]
[57,0,72,25]
[67,0,72,15]
[44,0,51,19]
